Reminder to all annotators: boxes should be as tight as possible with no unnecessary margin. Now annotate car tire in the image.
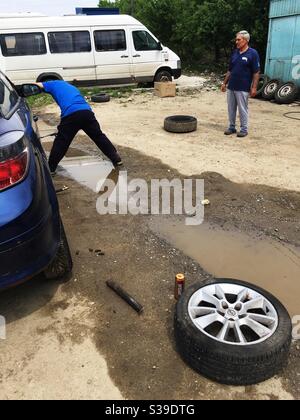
[44,220,73,280]
[154,70,173,82]
[275,81,299,104]
[91,93,110,103]
[174,278,292,385]
[256,74,270,98]
[262,79,282,100]
[164,115,197,133]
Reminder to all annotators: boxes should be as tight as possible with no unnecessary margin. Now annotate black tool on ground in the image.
[40,132,57,139]
[106,280,144,314]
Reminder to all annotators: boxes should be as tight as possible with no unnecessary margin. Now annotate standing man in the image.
[221,31,260,138]
[36,80,122,174]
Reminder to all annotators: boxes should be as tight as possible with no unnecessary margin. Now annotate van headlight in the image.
[177,60,181,69]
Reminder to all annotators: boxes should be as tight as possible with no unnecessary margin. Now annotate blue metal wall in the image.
[265,0,300,86]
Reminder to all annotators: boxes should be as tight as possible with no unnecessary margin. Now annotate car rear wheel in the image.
[44,220,73,280]
[175,279,292,385]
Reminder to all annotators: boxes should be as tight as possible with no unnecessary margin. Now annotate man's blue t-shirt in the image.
[43,80,92,118]
[228,48,260,92]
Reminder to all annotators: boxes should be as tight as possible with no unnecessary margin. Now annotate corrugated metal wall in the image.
[265,0,300,85]
[270,0,300,17]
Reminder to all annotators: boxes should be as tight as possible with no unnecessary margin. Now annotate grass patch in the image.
[26,93,54,108]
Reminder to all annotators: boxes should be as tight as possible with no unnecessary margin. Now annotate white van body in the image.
[0,15,181,86]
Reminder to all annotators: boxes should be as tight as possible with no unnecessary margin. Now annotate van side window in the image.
[0,33,46,56]
[48,31,91,53]
[0,75,18,118]
[94,30,126,52]
[133,31,160,51]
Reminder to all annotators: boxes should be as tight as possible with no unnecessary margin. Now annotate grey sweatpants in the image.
[227,89,249,133]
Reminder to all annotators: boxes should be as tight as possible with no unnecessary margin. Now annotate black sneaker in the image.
[112,153,123,167]
[224,129,237,135]
[237,132,248,138]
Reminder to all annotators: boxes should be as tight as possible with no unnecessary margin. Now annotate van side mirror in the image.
[157,42,163,51]
[18,84,42,98]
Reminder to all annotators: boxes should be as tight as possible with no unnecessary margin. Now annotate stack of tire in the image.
[256,74,299,104]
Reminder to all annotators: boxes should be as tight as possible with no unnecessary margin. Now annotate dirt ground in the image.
[0,84,299,400]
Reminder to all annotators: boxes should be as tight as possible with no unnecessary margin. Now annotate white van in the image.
[0,14,181,86]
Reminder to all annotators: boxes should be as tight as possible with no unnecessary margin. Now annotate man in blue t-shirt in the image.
[221,31,260,137]
[36,80,122,174]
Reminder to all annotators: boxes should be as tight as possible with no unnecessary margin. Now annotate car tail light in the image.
[0,131,29,192]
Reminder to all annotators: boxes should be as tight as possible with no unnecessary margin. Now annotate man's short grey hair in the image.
[237,31,250,42]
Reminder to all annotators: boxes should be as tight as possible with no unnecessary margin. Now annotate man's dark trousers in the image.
[48,110,119,172]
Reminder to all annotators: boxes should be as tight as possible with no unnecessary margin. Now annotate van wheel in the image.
[164,115,197,133]
[275,81,299,104]
[175,279,292,385]
[91,93,110,103]
[262,79,282,100]
[44,220,73,281]
[155,70,172,82]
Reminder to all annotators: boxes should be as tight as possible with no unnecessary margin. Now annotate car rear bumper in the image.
[0,209,60,290]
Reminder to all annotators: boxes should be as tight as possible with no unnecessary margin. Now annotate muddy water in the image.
[59,157,117,193]
[151,219,300,317]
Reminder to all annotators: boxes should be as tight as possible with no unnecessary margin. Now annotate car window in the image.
[133,31,160,51]
[94,30,126,52]
[0,33,46,56]
[48,31,91,53]
[0,73,19,118]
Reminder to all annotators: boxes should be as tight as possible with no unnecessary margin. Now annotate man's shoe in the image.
[113,160,123,168]
[224,129,237,135]
[237,132,248,138]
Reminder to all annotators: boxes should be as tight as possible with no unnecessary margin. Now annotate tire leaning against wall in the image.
[256,74,270,98]
[275,81,299,104]
[262,79,282,100]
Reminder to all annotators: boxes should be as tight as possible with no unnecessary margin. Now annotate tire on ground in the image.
[91,93,110,103]
[256,74,270,98]
[44,220,73,280]
[275,81,299,104]
[164,115,197,133]
[174,278,292,385]
[262,79,282,100]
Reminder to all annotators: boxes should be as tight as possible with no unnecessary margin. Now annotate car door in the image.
[130,28,164,82]
[92,27,132,84]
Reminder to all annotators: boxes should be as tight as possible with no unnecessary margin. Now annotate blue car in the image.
[0,70,72,290]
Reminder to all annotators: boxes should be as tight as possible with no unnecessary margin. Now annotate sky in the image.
[0,0,103,16]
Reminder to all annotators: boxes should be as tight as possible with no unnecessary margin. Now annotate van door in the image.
[47,29,96,82]
[92,27,132,84]
[129,29,164,83]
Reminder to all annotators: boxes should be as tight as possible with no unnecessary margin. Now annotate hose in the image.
[283,112,300,121]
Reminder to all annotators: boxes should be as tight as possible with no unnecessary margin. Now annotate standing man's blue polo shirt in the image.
[228,48,260,92]
[43,80,92,118]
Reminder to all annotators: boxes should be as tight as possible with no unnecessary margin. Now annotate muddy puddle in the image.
[150,219,300,318]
